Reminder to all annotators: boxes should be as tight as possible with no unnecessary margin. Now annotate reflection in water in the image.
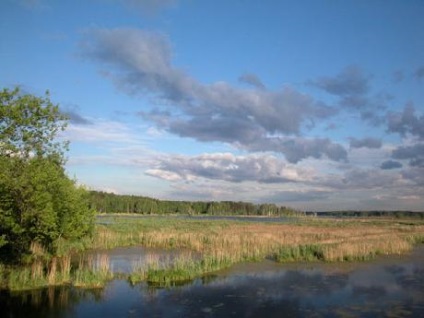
[78,246,199,274]
[2,247,424,317]
[0,287,104,318]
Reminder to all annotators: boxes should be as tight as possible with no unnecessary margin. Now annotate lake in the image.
[2,246,424,317]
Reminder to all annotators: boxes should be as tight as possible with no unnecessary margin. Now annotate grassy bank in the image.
[2,216,424,289]
[4,254,114,291]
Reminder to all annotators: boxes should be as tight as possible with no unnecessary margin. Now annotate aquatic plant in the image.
[129,252,232,286]
[3,216,424,290]
[8,260,47,290]
[275,244,324,262]
[73,254,113,288]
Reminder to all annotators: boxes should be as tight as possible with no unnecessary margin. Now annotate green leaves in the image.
[0,87,94,262]
[0,87,67,161]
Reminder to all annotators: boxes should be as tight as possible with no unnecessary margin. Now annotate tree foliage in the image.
[0,88,94,262]
[88,191,300,216]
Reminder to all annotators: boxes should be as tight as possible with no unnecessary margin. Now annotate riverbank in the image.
[1,216,424,290]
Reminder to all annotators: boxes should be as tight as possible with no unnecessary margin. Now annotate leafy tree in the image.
[0,88,94,262]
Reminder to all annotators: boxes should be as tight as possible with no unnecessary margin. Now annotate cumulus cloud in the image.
[392,144,424,167]
[166,182,257,201]
[80,27,344,163]
[387,104,424,168]
[145,152,312,183]
[310,66,391,126]
[321,168,401,190]
[311,65,370,97]
[349,137,382,149]
[238,73,265,89]
[79,28,186,98]
[247,136,348,163]
[387,103,424,139]
[380,160,403,170]
[401,167,424,186]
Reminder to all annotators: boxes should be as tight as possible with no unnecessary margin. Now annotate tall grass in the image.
[116,217,424,285]
[8,260,47,291]
[3,217,424,290]
[6,253,112,290]
[129,251,232,286]
[73,254,113,288]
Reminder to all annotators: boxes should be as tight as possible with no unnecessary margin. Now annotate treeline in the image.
[88,191,300,216]
[306,211,424,219]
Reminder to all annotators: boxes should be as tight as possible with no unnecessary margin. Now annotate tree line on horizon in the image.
[308,210,424,218]
[87,190,301,216]
[88,191,424,218]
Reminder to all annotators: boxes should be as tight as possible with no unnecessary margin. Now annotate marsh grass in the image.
[73,254,113,288]
[276,244,325,262]
[7,260,47,290]
[3,216,424,290]
[95,217,424,278]
[129,252,232,286]
[119,217,424,286]
[6,253,112,290]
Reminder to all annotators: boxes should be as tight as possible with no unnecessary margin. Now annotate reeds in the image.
[129,252,232,286]
[4,217,424,290]
[7,254,111,290]
[73,254,113,288]
[94,217,424,279]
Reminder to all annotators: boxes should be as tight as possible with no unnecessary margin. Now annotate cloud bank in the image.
[75,27,423,210]
[146,153,312,183]
[79,27,346,163]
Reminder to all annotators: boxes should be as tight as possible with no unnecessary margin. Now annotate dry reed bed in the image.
[5,218,424,289]
[93,219,424,264]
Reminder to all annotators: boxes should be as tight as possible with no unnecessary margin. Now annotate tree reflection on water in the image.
[1,247,424,317]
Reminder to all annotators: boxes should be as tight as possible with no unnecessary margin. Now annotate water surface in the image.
[2,247,424,317]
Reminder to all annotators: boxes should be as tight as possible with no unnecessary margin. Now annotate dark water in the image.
[2,247,424,317]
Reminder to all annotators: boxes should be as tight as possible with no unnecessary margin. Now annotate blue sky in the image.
[1,0,424,211]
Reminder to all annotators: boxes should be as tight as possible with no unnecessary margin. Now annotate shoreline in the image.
[2,216,424,291]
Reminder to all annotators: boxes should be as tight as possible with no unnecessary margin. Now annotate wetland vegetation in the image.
[2,215,424,290]
[3,246,424,317]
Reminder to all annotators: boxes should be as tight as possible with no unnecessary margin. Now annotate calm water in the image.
[2,247,424,317]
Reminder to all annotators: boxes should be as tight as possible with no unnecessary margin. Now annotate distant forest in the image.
[87,191,300,216]
[306,211,424,219]
[87,191,424,218]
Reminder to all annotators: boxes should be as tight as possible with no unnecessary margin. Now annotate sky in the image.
[1,0,424,211]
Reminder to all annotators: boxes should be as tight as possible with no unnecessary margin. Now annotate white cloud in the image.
[145,152,314,184]
[65,119,139,144]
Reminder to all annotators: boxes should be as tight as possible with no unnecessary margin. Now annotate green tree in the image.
[0,88,94,262]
